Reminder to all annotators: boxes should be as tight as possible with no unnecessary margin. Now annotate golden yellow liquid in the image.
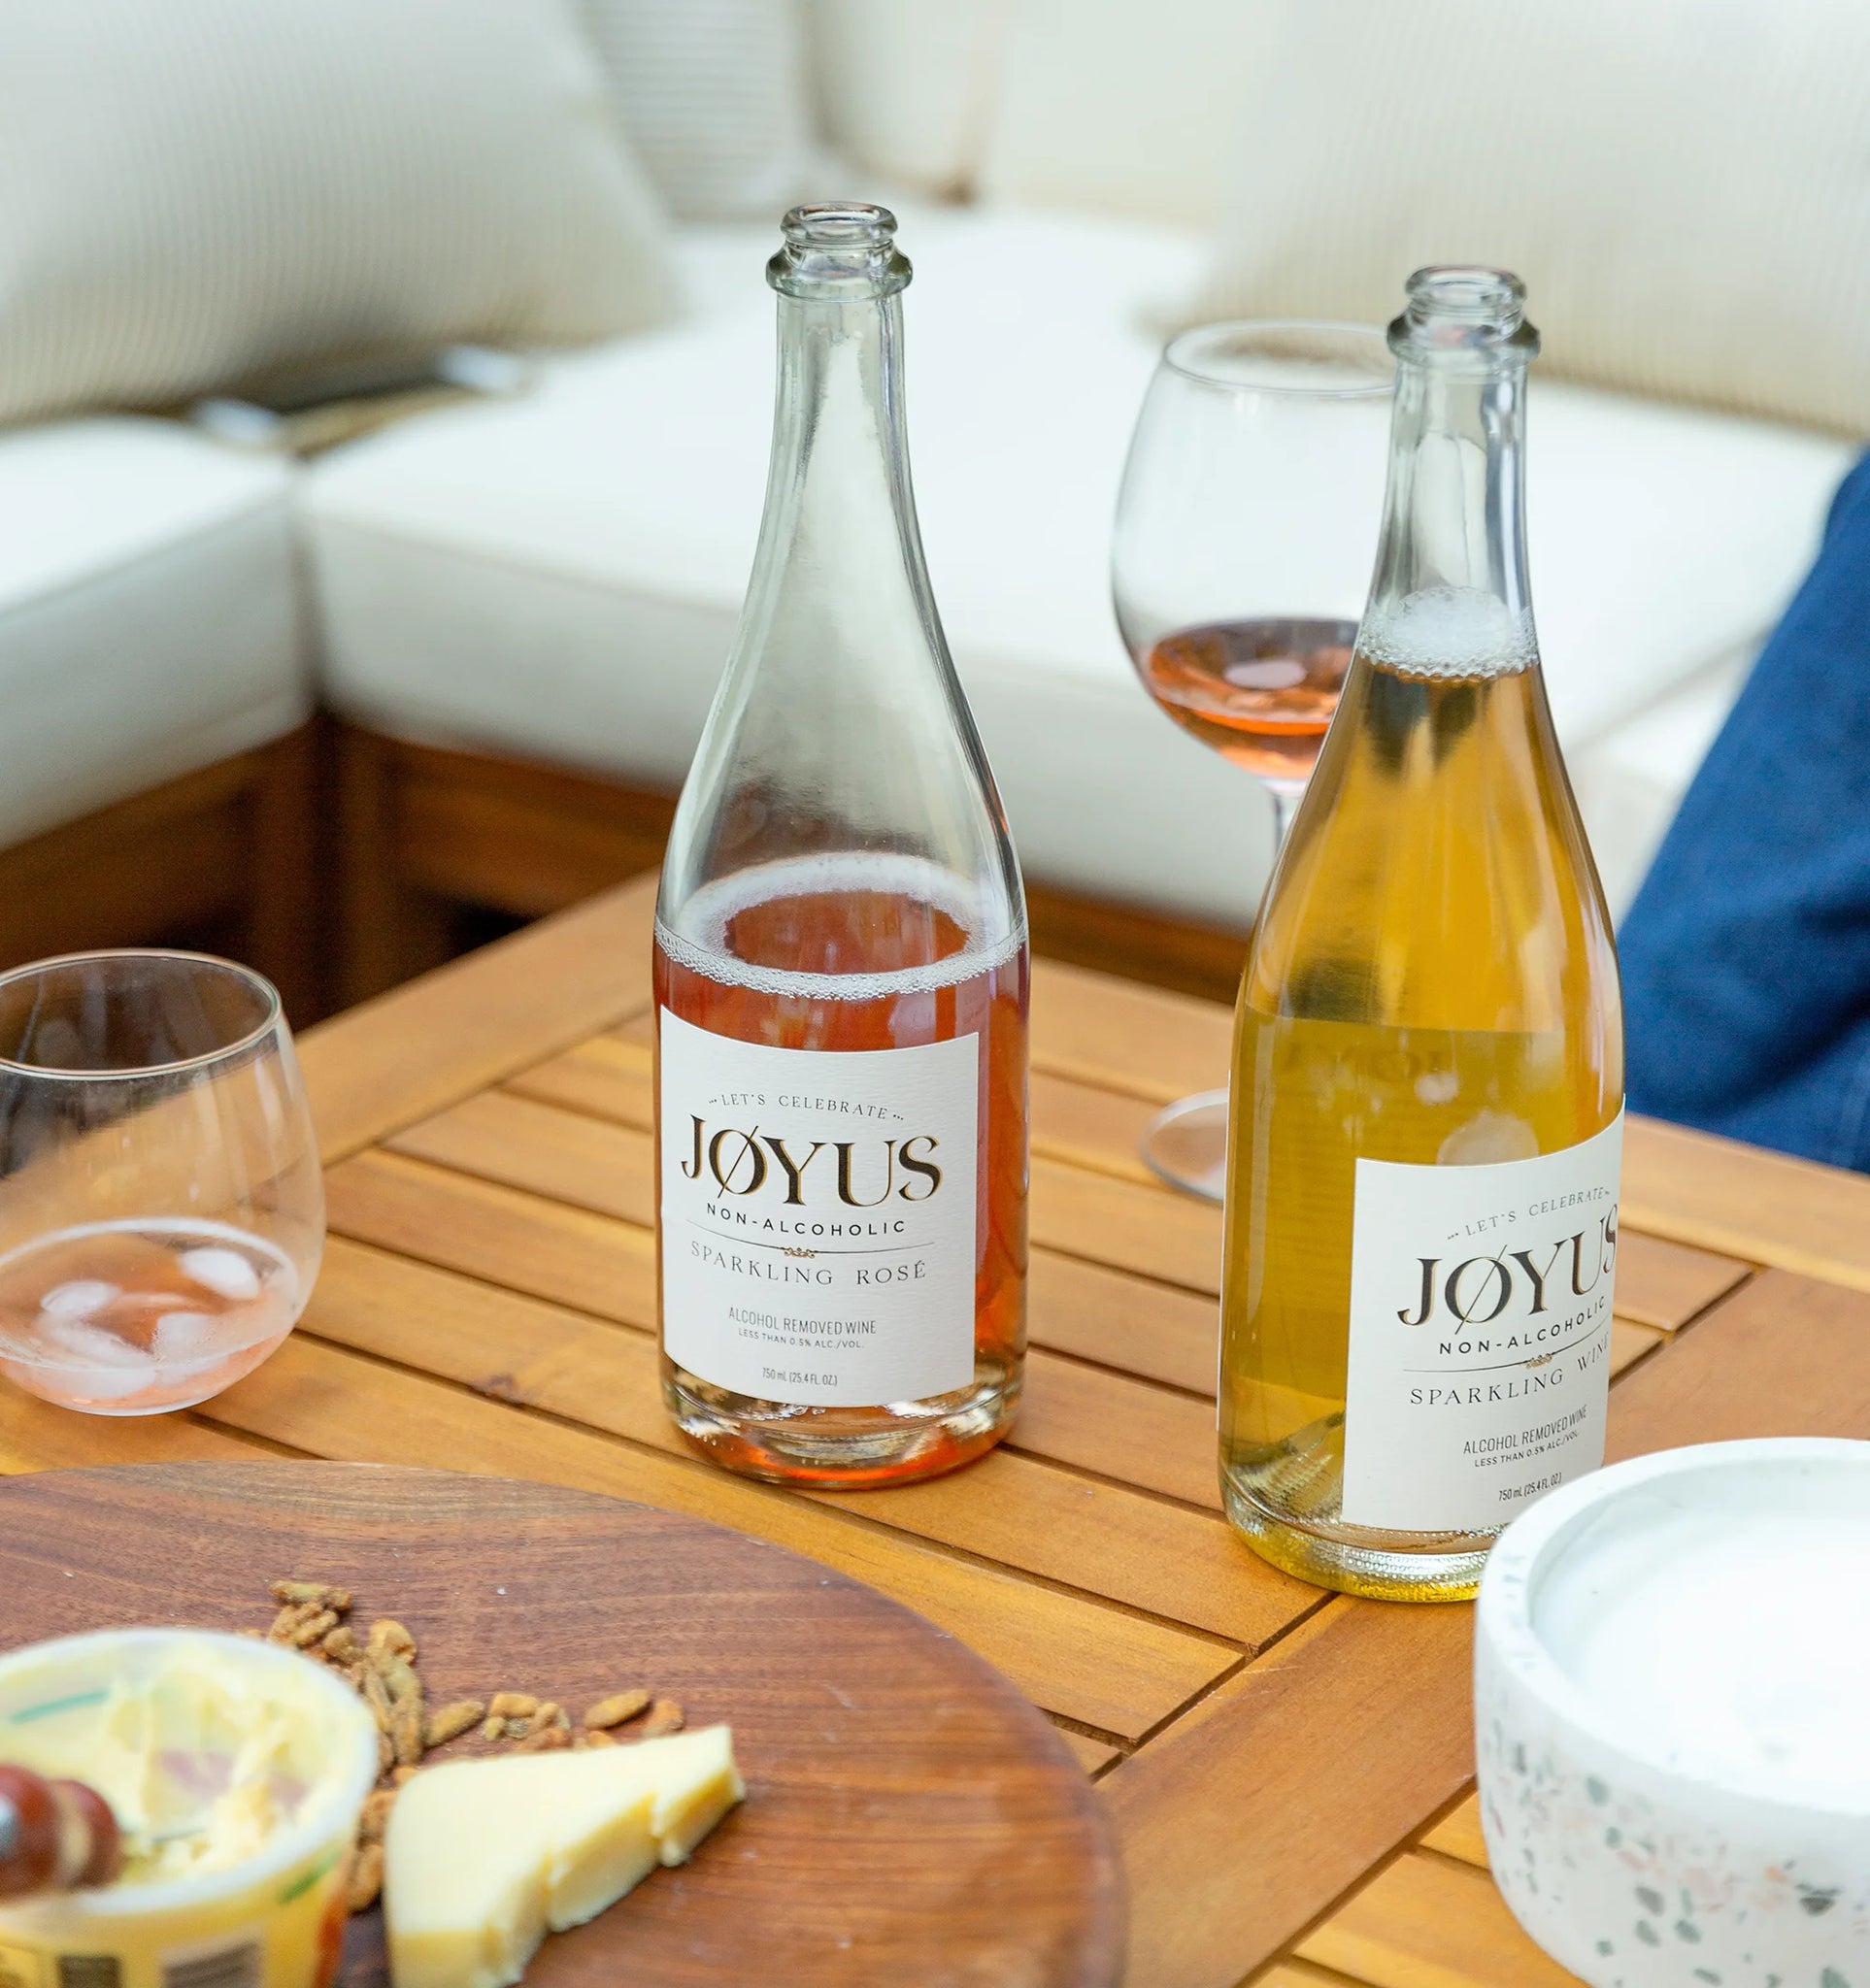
[1219,647,1622,1600]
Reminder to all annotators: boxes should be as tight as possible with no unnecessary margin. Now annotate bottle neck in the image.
[664,198,1015,913]
[1364,349,1535,654]
[1361,267,1540,674]
[745,204,928,627]
[752,285,923,612]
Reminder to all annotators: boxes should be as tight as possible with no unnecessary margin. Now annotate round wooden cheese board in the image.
[0,1461,1123,1987]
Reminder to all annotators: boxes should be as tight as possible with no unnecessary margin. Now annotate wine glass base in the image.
[1140,1088,1229,1204]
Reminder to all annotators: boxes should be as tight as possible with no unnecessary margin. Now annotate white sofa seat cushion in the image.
[0,418,308,847]
[1571,652,1754,926]
[304,211,1849,930]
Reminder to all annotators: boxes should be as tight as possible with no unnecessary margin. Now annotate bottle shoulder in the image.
[1246,657,1620,1041]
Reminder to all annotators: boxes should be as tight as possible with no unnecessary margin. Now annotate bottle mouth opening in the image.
[782,204,898,249]
[770,203,912,298]
[1392,266,1538,358]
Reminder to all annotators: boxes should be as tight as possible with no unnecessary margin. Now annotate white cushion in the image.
[576,0,823,220]
[0,419,308,847]
[980,0,1275,229]
[303,210,1848,930]
[806,0,1006,197]
[1199,0,1870,437]
[1573,655,1752,924]
[0,0,670,428]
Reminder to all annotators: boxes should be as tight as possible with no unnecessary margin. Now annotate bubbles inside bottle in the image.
[658,851,1023,1002]
[1360,585,1535,680]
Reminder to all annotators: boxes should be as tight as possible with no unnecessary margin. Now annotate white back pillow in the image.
[577,0,826,219]
[1199,0,1870,436]
[0,0,672,426]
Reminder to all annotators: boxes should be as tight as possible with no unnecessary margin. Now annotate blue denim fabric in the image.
[1621,449,1870,1171]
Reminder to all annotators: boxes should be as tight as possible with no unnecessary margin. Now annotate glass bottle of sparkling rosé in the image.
[654,205,1029,1488]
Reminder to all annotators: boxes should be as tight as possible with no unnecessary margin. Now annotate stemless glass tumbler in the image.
[0,951,323,1414]
[1114,321,1392,1200]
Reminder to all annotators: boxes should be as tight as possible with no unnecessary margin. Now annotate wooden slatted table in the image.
[5,873,1870,1987]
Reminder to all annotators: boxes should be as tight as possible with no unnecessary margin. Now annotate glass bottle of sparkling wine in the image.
[654,205,1029,1487]
[1219,268,1624,1601]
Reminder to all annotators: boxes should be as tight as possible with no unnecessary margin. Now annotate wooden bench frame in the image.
[328,720,1253,1010]
[0,724,322,1022]
[0,717,1252,1028]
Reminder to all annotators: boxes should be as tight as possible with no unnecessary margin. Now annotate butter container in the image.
[1476,1438,1870,1988]
[0,1628,378,1988]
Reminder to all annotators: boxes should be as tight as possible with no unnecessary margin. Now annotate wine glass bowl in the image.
[1137,614,1358,792]
[0,950,323,1415]
[1114,320,1392,1200]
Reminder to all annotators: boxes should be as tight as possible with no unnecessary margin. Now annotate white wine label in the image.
[657,1010,979,1407]
[1341,1110,1624,1533]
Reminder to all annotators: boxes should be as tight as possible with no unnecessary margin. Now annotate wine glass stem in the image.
[1269,784,1304,849]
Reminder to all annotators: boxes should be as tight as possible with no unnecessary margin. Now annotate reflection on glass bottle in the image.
[1219,268,1624,1601]
[654,206,1029,1488]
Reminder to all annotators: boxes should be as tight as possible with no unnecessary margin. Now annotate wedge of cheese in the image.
[384,1726,743,1988]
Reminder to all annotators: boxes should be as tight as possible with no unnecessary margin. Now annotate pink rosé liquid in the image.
[1139,615,1354,789]
[0,1219,301,1413]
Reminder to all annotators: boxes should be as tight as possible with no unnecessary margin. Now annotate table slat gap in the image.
[284,1312,1272,1664]
[1609,1318,1667,1380]
[796,1488,1307,1654]
[1246,1960,1383,1988]
[325,1147,656,1326]
[1000,1430,1223,1521]
[1104,1596,1478,1985]
[1033,1153,1222,1294]
[294,1318,1216,1632]
[197,1338,1239,1741]
[501,1044,1187,1205]
[1029,1054,1192,1111]
[387,1082,1229,1302]
[1294,1846,1583,1988]
[188,1420,317,1461]
[1023,1341,1213,1407]
[1266,1806,1486,1988]
[502,1035,1205,1209]
[332,1143,1229,1401]
[301,876,659,1163]
[1047,1713,1134,1756]
[1119,1588,1341,1763]
[1029,960,1233,1107]
[500,1073,648,1134]
[504,1036,651,1111]
[313,1231,1227,1529]
[1027,1230,1219,1304]
[1415,1792,1487,1869]
[1624,1114,1870,1295]
[1653,1264,1759,1340]
[294,1269,1292,1651]
[1046,1718,1128,1778]
[1411,1840,1492,1878]
[319,1225,659,1342]
[0,1395,280,1474]
[1610,1228,1753,1330]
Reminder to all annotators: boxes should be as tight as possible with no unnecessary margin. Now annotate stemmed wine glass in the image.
[1114,321,1392,1201]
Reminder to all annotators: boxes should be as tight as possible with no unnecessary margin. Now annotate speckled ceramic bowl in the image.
[1476,1439,1870,1988]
